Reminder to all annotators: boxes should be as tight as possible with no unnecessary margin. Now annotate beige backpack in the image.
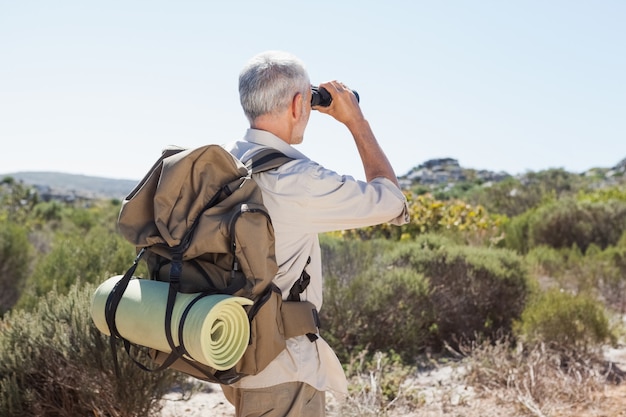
[100,144,319,384]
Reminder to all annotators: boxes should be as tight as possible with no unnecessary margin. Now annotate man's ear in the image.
[291,92,303,120]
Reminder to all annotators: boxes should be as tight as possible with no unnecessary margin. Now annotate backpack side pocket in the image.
[237,287,286,375]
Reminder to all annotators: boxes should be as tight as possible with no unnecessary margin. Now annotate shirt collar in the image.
[243,129,310,161]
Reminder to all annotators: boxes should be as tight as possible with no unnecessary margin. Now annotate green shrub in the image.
[321,238,428,360]
[389,236,530,350]
[29,200,122,235]
[0,284,183,417]
[525,245,565,278]
[577,186,626,204]
[503,209,535,254]
[465,176,540,218]
[589,245,626,312]
[322,250,432,360]
[525,244,593,291]
[524,243,626,311]
[618,230,626,248]
[466,169,586,217]
[0,222,32,315]
[504,193,626,255]
[65,205,98,231]
[528,198,626,252]
[0,178,38,225]
[320,235,530,361]
[17,227,137,310]
[32,201,64,223]
[320,235,384,287]
[514,289,614,352]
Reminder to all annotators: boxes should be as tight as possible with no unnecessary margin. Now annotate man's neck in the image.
[251,114,293,145]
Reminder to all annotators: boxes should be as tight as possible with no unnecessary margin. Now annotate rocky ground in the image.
[159,345,626,417]
[159,384,233,417]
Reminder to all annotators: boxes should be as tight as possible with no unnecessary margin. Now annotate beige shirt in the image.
[224,129,409,394]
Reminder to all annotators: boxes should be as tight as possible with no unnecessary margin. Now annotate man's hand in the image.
[312,80,364,129]
[312,80,400,188]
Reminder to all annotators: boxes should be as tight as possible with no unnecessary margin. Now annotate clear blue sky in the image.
[1,1,625,181]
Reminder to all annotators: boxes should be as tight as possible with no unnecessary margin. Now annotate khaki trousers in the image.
[221,381,325,417]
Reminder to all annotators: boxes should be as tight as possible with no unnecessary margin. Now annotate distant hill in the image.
[398,156,626,190]
[2,172,138,200]
[3,155,625,202]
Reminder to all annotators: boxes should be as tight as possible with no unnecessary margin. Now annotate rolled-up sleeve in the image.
[257,160,409,234]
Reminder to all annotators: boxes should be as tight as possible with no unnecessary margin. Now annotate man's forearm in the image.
[346,118,400,187]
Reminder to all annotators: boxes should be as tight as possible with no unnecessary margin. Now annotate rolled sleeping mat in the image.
[91,275,253,371]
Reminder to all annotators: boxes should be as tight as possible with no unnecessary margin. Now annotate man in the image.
[222,50,409,417]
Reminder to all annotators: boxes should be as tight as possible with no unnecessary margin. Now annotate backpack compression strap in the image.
[104,248,182,377]
[246,148,294,173]
[246,149,321,341]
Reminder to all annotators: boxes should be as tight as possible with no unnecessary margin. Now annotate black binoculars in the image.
[311,86,360,107]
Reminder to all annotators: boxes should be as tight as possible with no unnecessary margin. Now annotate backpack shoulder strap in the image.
[246,148,294,173]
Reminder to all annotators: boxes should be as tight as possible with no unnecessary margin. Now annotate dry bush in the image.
[462,338,616,417]
[338,351,418,417]
[333,341,626,417]
[0,284,185,417]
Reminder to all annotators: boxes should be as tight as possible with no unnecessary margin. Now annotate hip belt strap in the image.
[281,300,319,340]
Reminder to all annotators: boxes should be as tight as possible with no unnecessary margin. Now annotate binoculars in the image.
[311,86,360,107]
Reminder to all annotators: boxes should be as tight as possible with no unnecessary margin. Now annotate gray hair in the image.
[239,51,310,122]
